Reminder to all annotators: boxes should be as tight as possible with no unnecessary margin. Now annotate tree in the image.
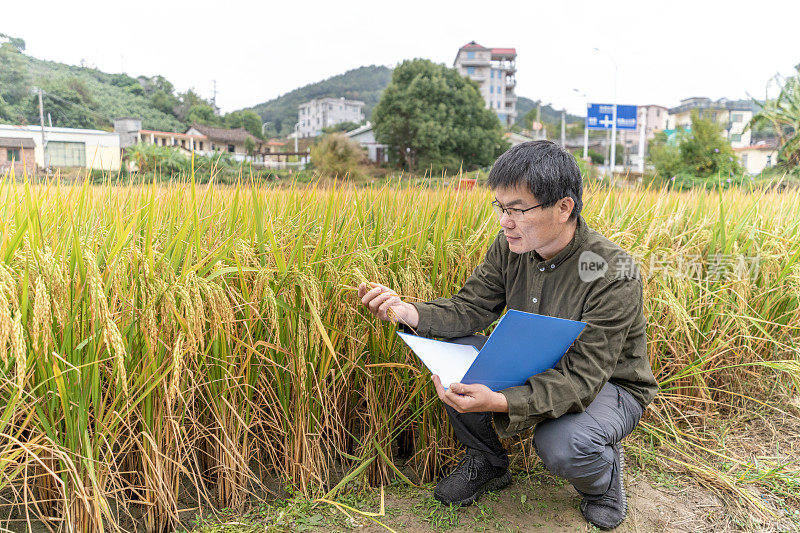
[185,104,220,126]
[679,111,741,177]
[0,36,31,111]
[748,66,800,169]
[322,121,362,134]
[309,133,365,177]
[225,110,264,139]
[244,136,256,156]
[24,77,101,129]
[372,59,507,172]
[648,111,741,179]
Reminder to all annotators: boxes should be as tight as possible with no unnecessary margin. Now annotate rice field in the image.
[0,174,798,532]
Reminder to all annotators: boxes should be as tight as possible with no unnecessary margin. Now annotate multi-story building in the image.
[618,105,669,169]
[297,97,365,138]
[667,97,756,148]
[454,41,517,126]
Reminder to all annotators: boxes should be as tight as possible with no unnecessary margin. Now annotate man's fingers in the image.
[432,375,446,401]
[357,282,368,298]
[368,291,398,313]
[378,296,401,318]
[360,285,384,306]
[444,389,469,412]
[450,382,479,396]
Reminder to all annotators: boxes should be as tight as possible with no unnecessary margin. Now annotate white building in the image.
[667,97,755,148]
[298,97,365,138]
[734,142,779,175]
[0,124,121,171]
[345,122,388,163]
[454,41,517,126]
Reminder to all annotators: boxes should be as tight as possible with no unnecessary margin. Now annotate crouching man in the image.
[358,141,658,530]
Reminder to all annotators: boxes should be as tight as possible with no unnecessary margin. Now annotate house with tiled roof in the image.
[454,41,518,126]
[185,124,264,159]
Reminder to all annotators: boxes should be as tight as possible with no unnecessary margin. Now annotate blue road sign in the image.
[586,104,637,130]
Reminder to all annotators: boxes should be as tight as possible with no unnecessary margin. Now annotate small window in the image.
[490,85,494,94]
[731,134,742,142]
[467,51,475,59]
[7,148,20,161]
[228,144,235,153]
[181,140,186,148]
[731,113,743,123]
[766,155,772,166]
[467,67,475,75]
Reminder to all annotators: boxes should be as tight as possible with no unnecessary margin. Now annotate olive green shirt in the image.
[411,216,658,438]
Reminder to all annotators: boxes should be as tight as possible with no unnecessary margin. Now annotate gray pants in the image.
[445,335,644,496]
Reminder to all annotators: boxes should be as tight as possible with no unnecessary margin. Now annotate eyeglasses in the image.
[491,199,544,220]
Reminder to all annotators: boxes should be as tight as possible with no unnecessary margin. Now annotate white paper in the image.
[397,333,479,389]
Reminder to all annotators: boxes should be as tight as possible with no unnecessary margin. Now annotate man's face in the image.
[492,186,567,256]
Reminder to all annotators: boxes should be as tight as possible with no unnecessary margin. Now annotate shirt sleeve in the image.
[410,233,507,339]
[493,276,643,437]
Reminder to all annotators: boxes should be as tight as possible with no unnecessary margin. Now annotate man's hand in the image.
[358,282,419,328]
[432,375,509,413]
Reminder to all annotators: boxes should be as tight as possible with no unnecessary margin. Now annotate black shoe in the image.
[580,443,627,530]
[433,449,512,506]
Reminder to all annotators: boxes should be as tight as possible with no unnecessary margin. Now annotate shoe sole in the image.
[434,470,512,507]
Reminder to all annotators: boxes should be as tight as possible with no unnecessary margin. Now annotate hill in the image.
[244,68,582,136]
[1,35,186,131]
[245,65,393,135]
[1,34,583,138]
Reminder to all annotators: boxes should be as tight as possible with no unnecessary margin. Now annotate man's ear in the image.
[558,197,575,222]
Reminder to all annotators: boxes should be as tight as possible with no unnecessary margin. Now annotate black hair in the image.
[487,140,582,220]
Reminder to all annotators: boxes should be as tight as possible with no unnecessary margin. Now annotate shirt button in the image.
[550,264,555,269]
[532,297,538,303]
[539,266,545,271]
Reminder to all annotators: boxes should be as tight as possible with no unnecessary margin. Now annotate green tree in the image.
[679,110,741,177]
[321,121,362,134]
[748,67,800,169]
[0,35,31,111]
[25,77,101,129]
[225,110,264,139]
[372,59,507,172]
[150,90,179,116]
[244,136,256,156]
[185,103,220,126]
[648,131,683,177]
[648,112,741,180]
[309,133,364,177]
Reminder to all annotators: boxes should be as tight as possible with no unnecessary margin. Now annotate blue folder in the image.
[397,309,587,391]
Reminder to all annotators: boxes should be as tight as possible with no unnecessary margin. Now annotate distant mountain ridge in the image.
[244,65,393,135]
[0,35,581,137]
[243,66,582,135]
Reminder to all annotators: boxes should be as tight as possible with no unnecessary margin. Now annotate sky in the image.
[4,0,799,117]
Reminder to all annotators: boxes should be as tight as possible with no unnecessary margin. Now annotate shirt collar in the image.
[530,216,588,271]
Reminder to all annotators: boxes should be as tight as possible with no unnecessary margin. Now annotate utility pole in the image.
[211,80,218,114]
[38,88,48,171]
[637,108,647,173]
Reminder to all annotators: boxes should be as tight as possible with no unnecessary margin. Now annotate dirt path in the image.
[351,473,710,533]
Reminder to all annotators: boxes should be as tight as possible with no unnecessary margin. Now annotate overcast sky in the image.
[5,0,799,116]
